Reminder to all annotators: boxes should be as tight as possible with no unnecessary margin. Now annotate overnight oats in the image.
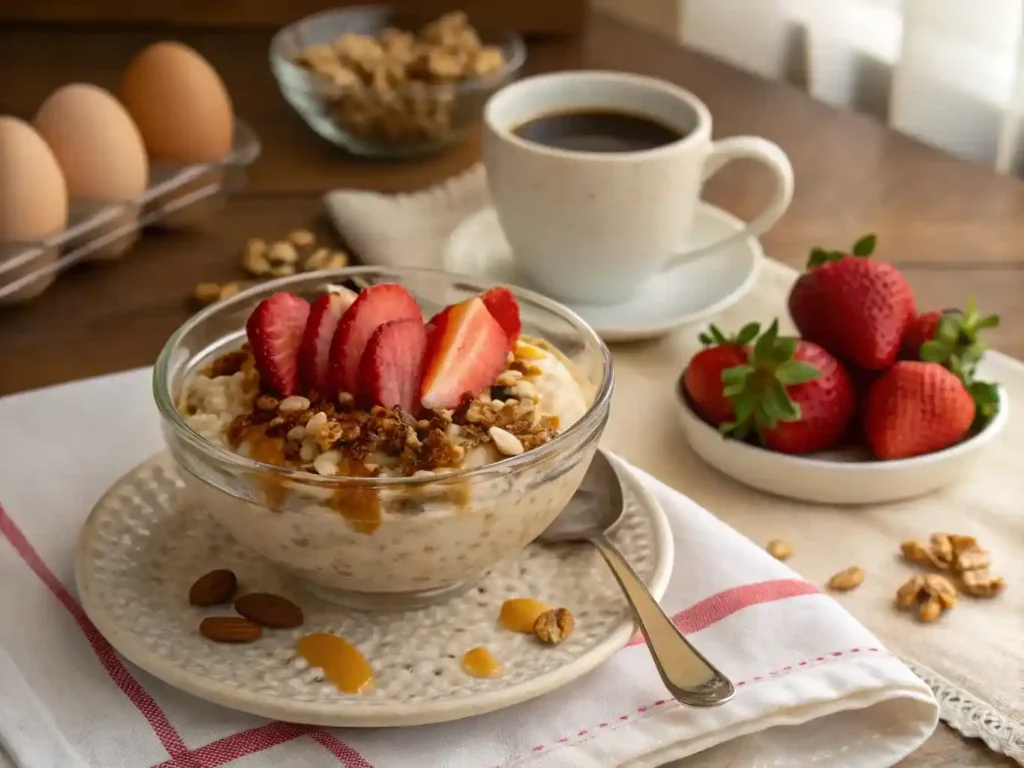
[158,272,612,607]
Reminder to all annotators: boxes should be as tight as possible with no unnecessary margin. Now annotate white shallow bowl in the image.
[675,382,1010,506]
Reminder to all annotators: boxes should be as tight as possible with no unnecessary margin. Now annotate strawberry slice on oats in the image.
[245,292,311,397]
[328,283,421,395]
[419,296,508,410]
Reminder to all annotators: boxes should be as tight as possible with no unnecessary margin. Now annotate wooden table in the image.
[0,13,1018,768]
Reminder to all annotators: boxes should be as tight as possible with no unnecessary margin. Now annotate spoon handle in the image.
[592,533,736,707]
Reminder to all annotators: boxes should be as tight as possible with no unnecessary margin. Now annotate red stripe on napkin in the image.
[0,505,192,762]
[627,578,819,646]
[0,503,374,768]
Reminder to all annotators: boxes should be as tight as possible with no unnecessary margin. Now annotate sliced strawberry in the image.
[299,289,357,395]
[481,287,521,351]
[425,305,451,337]
[420,296,508,410]
[328,283,421,395]
[245,292,311,397]
[361,318,428,413]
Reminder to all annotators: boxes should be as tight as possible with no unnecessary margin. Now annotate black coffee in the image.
[512,109,684,153]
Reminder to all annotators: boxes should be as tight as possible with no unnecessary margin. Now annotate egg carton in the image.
[0,118,261,305]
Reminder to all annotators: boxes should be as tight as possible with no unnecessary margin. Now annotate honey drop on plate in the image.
[461,647,503,679]
[296,633,374,694]
[498,598,550,633]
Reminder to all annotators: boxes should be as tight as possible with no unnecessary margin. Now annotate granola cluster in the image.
[185,339,563,478]
[295,12,507,147]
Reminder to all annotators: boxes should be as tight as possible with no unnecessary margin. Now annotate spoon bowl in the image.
[539,450,624,542]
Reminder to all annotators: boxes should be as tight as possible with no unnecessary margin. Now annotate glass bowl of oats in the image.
[154,267,612,610]
[270,7,527,158]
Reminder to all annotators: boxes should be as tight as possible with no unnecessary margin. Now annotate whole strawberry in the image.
[901,298,999,382]
[720,320,855,454]
[863,361,976,460]
[788,234,916,370]
[682,323,760,425]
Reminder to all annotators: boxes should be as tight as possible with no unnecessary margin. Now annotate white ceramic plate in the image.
[76,451,672,727]
[444,203,762,343]
[675,383,1010,505]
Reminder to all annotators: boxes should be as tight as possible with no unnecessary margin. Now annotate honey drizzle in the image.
[295,633,374,694]
[460,647,503,679]
[329,457,382,533]
[245,427,287,510]
[498,598,551,633]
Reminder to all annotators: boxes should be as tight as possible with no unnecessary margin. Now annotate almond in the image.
[234,592,304,629]
[188,569,238,607]
[199,616,262,643]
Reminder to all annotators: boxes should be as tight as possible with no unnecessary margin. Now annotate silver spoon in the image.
[539,450,736,708]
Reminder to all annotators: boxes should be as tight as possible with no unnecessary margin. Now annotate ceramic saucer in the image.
[76,451,672,727]
[444,202,763,343]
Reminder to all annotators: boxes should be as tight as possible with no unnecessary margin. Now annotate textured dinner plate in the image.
[444,203,762,343]
[76,452,673,727]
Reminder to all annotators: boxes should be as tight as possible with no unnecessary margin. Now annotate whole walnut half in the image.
[534,608,574,645]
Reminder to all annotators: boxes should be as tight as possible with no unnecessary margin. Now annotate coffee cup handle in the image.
[664,136,794,270]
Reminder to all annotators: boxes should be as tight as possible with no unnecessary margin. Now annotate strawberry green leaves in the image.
[807,233,877,268]
[851,234,877,257]
[718,319,821,441]
[698,321,760,348]
[918,297,999,380]
[917,296,1001,428]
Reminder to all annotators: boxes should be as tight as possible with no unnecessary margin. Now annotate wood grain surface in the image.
[0,13,1018,767]
[0,0,588,33]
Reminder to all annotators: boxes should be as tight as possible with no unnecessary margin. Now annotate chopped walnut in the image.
[194,281,249,306]
[928,533,955,568]
[895,574,925,609]
[241,239,271,276]
[192,282,223,305]
[895,573,957,622]
[900,539,947,570]
[467,47,504,77]
[954,544,990,573]
[304,248,349,272]
[267,241,299,265]
[316,420,344,451]
[534,608,574,644]
[827,566,864,592]
[960,568,1005,597]
[766,539,792,560]
[287,229,316,248]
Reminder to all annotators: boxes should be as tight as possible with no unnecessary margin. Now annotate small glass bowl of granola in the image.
[270,7,526,158]
[153,267,612,610]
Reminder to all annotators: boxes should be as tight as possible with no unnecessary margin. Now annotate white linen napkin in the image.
[0,369,937,768]
[324,164,489,269]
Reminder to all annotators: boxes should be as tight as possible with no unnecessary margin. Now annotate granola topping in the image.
[178,335,586,479]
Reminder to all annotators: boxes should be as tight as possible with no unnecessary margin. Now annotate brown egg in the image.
[0,117,68,241]
[119,41,233,164]
[34,84,149,260]
[35,83,148,201]
[0,116,68,302]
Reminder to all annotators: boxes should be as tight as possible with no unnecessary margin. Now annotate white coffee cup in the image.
[483,70,794,305]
